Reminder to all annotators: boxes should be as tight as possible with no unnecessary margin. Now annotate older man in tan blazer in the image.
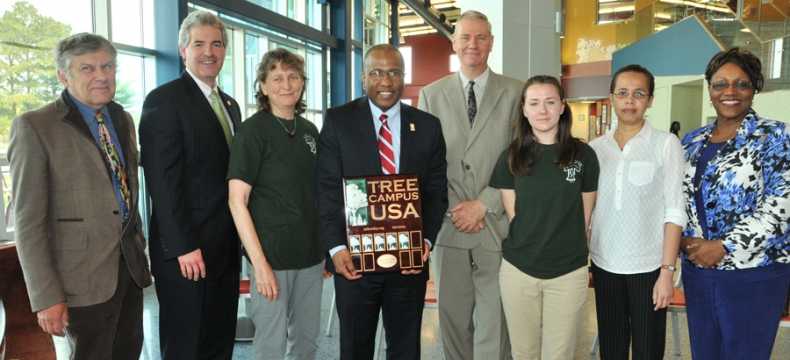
[8,33,151,359]
[417,10,524,360]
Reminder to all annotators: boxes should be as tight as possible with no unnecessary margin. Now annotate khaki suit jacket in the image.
[9,90,151,313]
[418,71,524,251]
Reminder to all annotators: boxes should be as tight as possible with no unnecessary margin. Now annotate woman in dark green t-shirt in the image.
[227,49,328,359]
[489,75,599,360]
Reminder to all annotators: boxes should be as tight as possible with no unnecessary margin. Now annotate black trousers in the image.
[334,272,427,360]
[66,255,144,360]
[155,269,239,360]
[591,262,666,360]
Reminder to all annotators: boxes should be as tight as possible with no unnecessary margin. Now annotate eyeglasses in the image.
[613,91,649,99]
[710,80,752,91]
[367,70,404,80]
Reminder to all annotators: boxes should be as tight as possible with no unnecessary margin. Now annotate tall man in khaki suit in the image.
[418,10,524,360]
[9,33,151,359]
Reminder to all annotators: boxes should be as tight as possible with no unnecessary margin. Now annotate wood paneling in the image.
[0,245,56,359]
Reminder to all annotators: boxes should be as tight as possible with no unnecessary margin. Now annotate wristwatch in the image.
[661,264,677,271]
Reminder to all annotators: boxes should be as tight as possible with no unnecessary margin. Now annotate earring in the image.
[709,101,713,107]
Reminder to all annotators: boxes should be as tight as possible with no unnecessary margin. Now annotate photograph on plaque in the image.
[375,234,385,250]
[362,235,373,252]
[345,178,369,227]
[349,235,361,253]
[343,173,425,273]
[387,233,398,250]
[399,232,411,249]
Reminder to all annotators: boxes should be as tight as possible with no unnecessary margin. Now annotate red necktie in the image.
[378,114,396,175]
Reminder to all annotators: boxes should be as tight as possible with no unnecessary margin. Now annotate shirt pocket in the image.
[627,161,655,187]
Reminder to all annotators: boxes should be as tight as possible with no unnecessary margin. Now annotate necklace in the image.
[273,114,296,137]
[694,128,736,192]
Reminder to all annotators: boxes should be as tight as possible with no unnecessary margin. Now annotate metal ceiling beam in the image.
[399,0,454,40]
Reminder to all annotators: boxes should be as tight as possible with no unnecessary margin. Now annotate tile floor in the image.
[54,277,790,359]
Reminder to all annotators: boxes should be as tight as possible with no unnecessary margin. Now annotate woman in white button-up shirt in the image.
[588,65,686,360]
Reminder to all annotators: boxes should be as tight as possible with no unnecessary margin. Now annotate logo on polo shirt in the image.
[564,160,582,183]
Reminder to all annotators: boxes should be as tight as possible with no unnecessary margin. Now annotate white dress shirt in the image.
[458,67,490,110]
[185,68,234,135]
[589,121,687,274]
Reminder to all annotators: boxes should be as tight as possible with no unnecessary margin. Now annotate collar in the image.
[458,67,490,89]
[66,89,109,121]
[185,68,218,98]
[368,100,402,123]
[602,120,656,148]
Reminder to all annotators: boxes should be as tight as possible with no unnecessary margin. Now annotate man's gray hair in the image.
[456,10,492,34]
[178,10,229,49]
[54,33,117,76]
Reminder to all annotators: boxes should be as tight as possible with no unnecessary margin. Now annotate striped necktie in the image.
[378,114,396,175]
[95,112,130,222]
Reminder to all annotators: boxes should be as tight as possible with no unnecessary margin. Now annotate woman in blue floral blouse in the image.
[680,47,790,360]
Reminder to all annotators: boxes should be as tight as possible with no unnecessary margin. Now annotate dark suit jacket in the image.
[317,97,448,280]
[139,72,241,281]
[9,90,151,312]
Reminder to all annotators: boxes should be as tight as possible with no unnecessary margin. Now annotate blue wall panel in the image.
[612,16,724,77]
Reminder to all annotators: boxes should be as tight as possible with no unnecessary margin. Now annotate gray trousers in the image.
[249,260,324,360]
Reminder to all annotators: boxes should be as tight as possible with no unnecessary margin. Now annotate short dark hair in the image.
[610,64,655,96]
[363,44,404,71]
[704,47,763,93]
[254,48,308,114]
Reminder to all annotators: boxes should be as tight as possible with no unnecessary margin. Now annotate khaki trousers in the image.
[499,260,588,360]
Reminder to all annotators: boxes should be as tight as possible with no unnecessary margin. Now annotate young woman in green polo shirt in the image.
[490,75,599,360]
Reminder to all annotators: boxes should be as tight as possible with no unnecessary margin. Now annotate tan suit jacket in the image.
[418,71,524,251]
[9,90,151,313]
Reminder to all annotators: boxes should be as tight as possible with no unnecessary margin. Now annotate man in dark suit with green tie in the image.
[139,10,241,360]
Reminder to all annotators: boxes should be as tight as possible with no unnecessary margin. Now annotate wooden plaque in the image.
[343,173,424,273]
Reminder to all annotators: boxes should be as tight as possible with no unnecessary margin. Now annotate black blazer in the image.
[139,72,241,281]
[317,97,448,279]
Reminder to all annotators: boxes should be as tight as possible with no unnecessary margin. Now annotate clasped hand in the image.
[450,200,487,234]
[681,236,726,268]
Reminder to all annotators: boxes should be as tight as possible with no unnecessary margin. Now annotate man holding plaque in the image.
[317,44,448,359]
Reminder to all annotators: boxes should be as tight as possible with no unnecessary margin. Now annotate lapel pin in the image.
[410,123,416,131]
[226,100,231,106]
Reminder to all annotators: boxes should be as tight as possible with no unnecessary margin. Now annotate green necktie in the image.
[210,90,233,148]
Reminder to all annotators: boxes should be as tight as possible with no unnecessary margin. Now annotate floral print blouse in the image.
[681,110,790,269]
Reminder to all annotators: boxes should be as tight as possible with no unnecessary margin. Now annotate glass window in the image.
[305,49,322,112]
[401,46,412,84]
[217,29,235,99]
[110,0,155,48]
[115,53,148,127]
[598,0,635,24]
[247,0,322,30]
[450,54,460,72]
[246,32,269,106]
[0,0,93,155]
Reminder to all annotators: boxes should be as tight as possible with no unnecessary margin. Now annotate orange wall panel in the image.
[563,0,658,65]
[401,34,456,107]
